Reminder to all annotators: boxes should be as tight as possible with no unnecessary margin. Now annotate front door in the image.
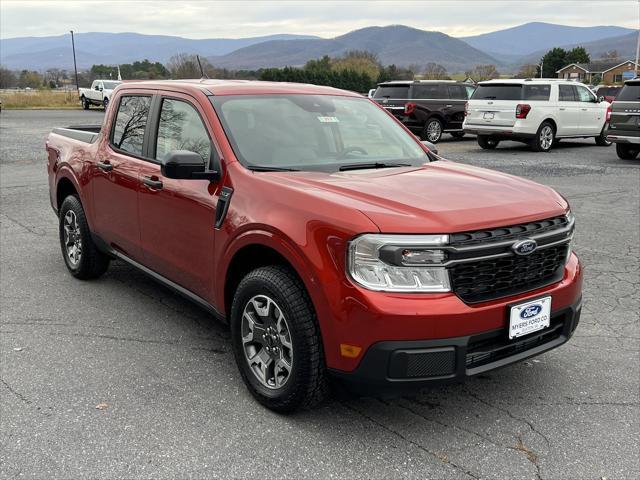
[90,94,153,260]
[138,93,220,301]
[575,84,605,135]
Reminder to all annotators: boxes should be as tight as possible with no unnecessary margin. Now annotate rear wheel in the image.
[477,135,499,150]
[59,195,110,279]
[595,127,612,146]
[103,97,109,109]
[450,131,465,139]
[230,265,328,412]
[616,143,639,160]
[421,118,443,143]
[530,121,555,152]
[81,96,89,110]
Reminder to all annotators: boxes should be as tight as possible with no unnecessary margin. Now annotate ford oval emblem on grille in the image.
[512,239,537,256]
[520,304,542,319]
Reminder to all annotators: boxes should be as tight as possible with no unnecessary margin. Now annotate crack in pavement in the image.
[0,213,48,237]
[340,400,481,479]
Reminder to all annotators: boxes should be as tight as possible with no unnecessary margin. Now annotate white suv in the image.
[463,79,611,152]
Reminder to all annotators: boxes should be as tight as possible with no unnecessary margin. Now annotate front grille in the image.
[446,215,572,303]
[451,216,569,246]
[451,244,568,303]
[466,314,566,369]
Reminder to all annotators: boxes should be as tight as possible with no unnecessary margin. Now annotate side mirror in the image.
[421,140,438,155]
[94,85,100,91]
[161,150,219,181]
[598,96,605,103]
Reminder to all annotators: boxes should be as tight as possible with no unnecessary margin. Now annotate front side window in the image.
[210,95,429,172]
[111,95,151,156]
[155,99,212,163]
[576,85,595,103]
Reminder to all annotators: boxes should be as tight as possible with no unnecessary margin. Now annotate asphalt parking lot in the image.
[1,109,638,479]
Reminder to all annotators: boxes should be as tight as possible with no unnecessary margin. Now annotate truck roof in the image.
[117,79,362,97]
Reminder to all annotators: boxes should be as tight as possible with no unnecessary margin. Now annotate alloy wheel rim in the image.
[427,121,442,142]
[540,126,553,150]
[63,210,82,266]
[241,295,293,389]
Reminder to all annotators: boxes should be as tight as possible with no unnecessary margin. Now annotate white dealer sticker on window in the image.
[317,116,339,123]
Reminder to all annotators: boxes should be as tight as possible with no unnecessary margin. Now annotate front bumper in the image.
[606,134,640,144]
[331,297,581,394]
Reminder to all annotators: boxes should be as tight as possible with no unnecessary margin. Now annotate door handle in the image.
[97,160,113,172]
[142,176,163,189]
[559,107,566,111]
[581,108,588,111]
[445,104,453,108]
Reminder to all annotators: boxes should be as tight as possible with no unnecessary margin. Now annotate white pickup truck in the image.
[78,80,121,110]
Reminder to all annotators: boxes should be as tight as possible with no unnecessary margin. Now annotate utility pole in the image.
[70,30,79,92]
[539,59,544,78]
[635,0,640,77]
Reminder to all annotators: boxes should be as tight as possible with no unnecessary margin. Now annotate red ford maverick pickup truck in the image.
[46,80,583,412]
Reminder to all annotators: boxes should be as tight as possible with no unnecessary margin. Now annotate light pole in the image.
[635,0,640,77]
[70,30,79,92]
[539,59,544,78]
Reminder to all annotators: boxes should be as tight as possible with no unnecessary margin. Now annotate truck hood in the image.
[266,161,567,233]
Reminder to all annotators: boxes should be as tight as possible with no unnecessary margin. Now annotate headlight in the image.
[348,234,451,292]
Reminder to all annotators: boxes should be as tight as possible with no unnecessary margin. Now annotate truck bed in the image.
[51,125,102,144]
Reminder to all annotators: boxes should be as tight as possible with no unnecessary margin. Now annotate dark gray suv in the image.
[607,79,640,160]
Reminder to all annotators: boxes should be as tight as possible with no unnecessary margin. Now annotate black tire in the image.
[477,134,499,150]
[595,128,612,146]
[450,131,465,139]
[530,121,555,152]
[81,96,89,110]
[230,265,328,413]
[421,118,443,143]
[103,97,109,109]
[59,195,110,279]
[616,143,639,160]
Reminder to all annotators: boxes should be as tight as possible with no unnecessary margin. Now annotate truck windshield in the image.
[210,95,429,172]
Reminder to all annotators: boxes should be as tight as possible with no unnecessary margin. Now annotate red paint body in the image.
[47,80,583,373]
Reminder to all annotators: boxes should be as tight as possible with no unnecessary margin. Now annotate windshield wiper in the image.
[247,165,300,172]
[339,162,411,172]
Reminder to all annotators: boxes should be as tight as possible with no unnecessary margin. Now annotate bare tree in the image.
[167,53,216,79]
[514,64,538,79]
[470,64,500,82]
[600,50,619,60]
[422,63,450,80]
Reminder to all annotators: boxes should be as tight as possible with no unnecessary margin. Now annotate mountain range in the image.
[0,22,636,72]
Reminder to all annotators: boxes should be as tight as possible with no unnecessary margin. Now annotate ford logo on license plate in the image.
[520,304,543,319]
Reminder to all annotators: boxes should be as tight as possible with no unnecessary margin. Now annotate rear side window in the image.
[472,84,522,100]
[374,85,409,99]
[155,99,212,163]
[559,85,577,102]
[111,95,151,156]
[523,84,550,100]
[617,83,640,101]
[412,84,446,99]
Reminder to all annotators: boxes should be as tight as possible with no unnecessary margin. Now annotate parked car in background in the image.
[78,80,121,110]
[46,80,583,412]
[593,85,622,103]
[373,80,476,142]
[464,79,611,152]
[606,79,640,159]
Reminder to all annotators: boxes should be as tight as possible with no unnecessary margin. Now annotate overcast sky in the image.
[1,0,638,39]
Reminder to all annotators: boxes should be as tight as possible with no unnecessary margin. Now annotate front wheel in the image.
[616,143,639,160]
[103,97,109,109]
[81,96,89,110]
[230,266,328,412]
[530,122,555,152]
[477,135,499,149]
[421,118,443,143]
[59,195,110,279]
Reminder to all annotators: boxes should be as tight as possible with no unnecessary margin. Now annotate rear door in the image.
[409,83,448,131]
[372,84,410,120]
[557,85,581,136]
[137,91,220,301]
[90,93,153,260]
[444,84,468,130]
[466,83,521,127]
[575,84,605,135]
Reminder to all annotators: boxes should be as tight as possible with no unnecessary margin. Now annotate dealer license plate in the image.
[509,296,551,339]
